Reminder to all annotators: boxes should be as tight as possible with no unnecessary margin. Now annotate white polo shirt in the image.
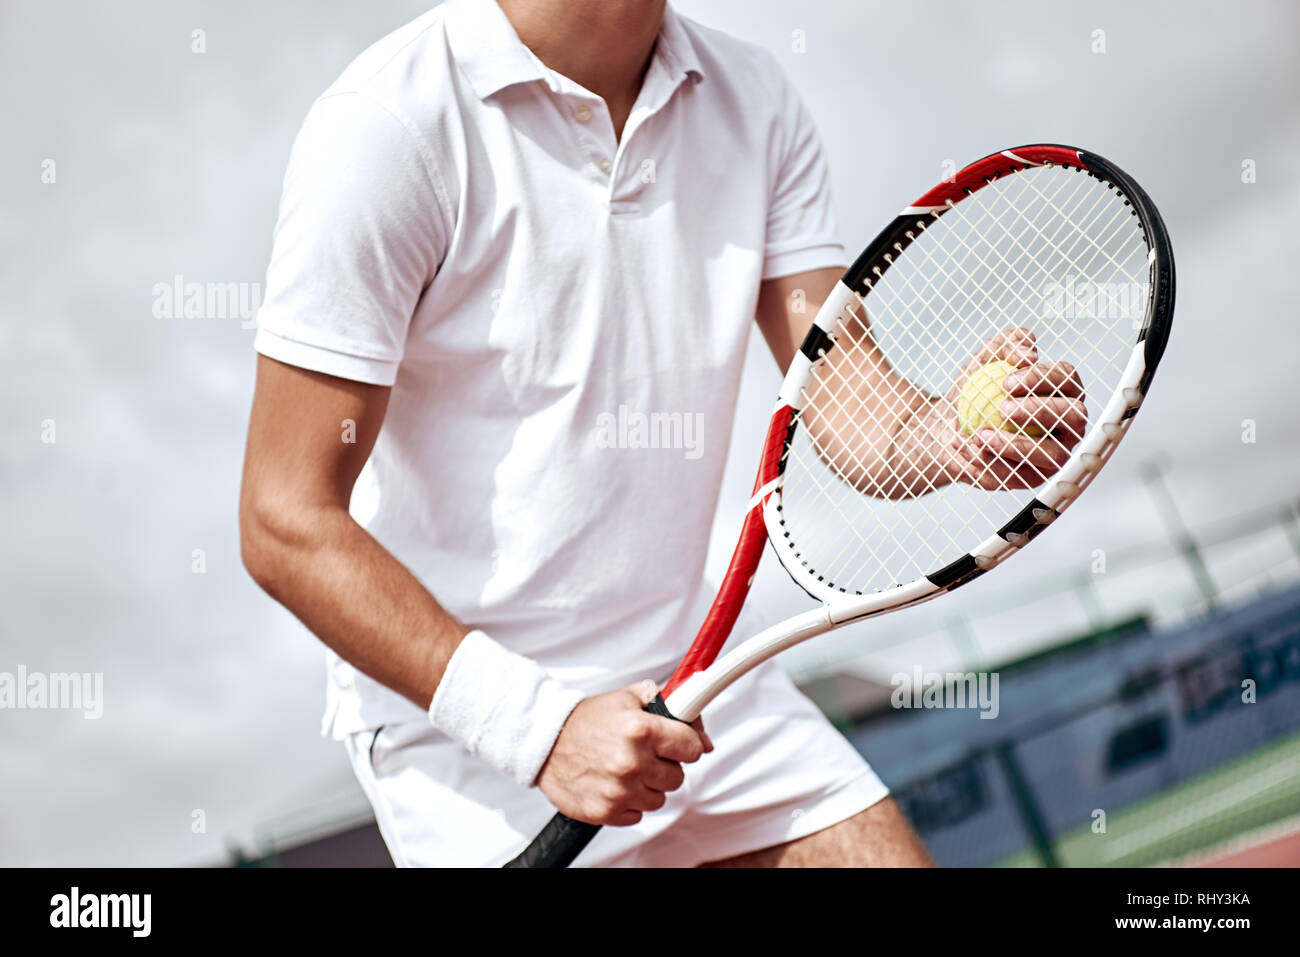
[254,0,845,741]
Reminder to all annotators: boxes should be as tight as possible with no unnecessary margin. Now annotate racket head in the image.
[767,145,1174,611]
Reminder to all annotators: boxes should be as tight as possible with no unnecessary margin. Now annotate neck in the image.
[497,0,666,120]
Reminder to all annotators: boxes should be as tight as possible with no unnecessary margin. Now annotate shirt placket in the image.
[566,94,620,198]
[557,57,686,216]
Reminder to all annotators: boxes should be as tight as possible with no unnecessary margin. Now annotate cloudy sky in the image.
[1,0,1297,865]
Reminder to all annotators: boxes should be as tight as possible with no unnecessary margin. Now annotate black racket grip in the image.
[503,693,678,868]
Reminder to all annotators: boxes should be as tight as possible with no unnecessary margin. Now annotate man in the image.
[241,0,1070,866]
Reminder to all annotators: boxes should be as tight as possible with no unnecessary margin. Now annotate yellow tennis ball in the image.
[956,359,1044,437]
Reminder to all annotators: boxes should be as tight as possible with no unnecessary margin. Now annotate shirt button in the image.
[597,157,612,173]
[574,105,593,123]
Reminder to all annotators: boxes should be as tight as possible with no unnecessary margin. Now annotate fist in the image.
[536,680,712,826]
[944,328,1086,490]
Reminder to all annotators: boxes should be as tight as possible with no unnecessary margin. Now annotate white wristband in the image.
[428,630,584,788]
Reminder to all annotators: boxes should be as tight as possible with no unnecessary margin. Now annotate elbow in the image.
[240,485,341,599]
[239,490,286,595]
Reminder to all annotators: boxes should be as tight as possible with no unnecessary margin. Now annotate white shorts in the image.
[343,660,890,867]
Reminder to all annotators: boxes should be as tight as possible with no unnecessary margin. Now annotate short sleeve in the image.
[762,70,846,280]
[253,92,450,385]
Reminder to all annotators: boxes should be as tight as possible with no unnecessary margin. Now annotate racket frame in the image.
[663,145,1174,713]
[508,144,1174,867]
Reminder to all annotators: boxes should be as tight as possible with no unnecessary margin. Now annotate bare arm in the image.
[239,355,707,823]
[756,270,1085,497]
[756,269,938,498]
[239,355,465,709]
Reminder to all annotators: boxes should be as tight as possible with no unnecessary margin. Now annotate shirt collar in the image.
[444,0,704,102]
[655,4,704,86]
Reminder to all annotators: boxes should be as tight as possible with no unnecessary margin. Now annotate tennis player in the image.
[241,0,1056,866]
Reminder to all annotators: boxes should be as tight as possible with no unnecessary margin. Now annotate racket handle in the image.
[501,812,599,869]
[503,693,678,868]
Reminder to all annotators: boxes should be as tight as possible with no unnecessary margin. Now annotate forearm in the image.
[240,500,462,709]
[803,366,954,501]
[238,357,584,788]
[878,396,959,499]
[760,272,963,502]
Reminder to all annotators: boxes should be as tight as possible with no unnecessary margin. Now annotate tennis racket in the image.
[506,144,1174,868]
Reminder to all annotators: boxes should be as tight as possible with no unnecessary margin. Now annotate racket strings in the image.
[790,314,1016,582]
[791,307,1007,581]
[950,168,1148,396]
[779,165,1150,595]
[789,336,957,582]
[887,170,1135,446]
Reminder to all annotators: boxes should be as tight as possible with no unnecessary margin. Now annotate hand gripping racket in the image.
[506,144,1174,868]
